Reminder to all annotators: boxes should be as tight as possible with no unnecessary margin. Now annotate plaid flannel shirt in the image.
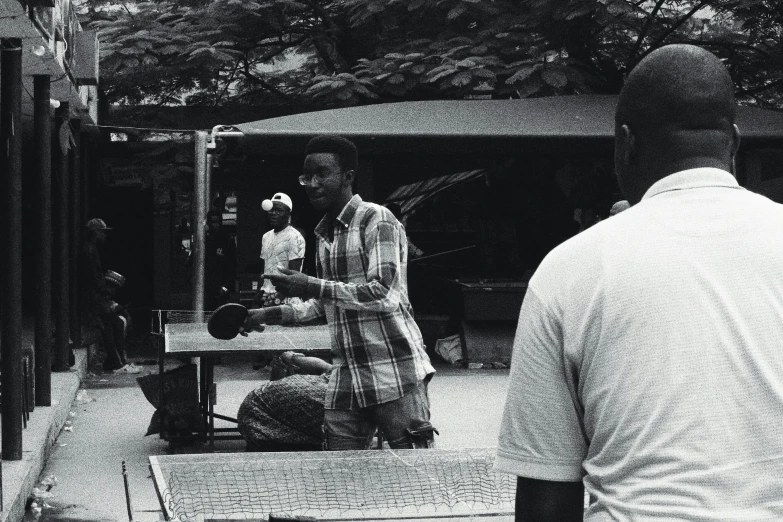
[265,195,435,409]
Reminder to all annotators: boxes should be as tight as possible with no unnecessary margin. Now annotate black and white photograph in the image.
[1,1,782,521]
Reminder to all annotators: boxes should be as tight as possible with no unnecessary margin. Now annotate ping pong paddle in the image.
[207,303,249,340]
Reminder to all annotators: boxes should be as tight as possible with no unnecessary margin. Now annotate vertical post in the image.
[205,151,213,215]
[193,131,207,320]
[1,38,24,460]
[69,120,82,353]
[34,75,53,406]
[53,104,71,372]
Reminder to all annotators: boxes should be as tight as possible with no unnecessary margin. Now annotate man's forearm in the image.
[253,305,288,325]
[249,297,326,328]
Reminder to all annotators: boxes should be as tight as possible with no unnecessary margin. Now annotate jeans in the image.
[323,380,437,450]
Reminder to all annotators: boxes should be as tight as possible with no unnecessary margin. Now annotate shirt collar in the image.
[314,194,363,241]
[642,168,740,201]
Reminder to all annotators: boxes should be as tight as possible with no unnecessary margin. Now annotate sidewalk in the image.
[0,349,86,522]
[7,354,510,522]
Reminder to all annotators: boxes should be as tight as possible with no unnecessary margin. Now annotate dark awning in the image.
[234,95,783,155]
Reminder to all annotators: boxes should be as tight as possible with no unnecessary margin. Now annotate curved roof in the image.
[234,95,783,155]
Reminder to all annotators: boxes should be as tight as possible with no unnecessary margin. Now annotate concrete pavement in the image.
[0,351,84,522]
[16,355,509,522]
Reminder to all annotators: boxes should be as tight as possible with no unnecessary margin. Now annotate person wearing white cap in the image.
[259,192,306,304]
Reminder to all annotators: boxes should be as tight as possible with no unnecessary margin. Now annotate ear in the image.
[343,169,355,187]
[614,124,637,201]
[620,124,636,166]
[730,123,741,158]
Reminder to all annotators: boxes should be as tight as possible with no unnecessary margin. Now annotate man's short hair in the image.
[305,135,358,173]
[616,45,736,138]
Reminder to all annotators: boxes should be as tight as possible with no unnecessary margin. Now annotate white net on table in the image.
[166,310,214,325]
[152,449,515,522]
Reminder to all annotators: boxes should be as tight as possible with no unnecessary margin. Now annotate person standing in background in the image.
[258,192,306,306]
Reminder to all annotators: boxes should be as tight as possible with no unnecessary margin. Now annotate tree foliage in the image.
[78,0,783,110]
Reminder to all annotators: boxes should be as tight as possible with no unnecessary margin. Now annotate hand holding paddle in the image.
[207,303,271,340]
[241,308,268,336]
[207,303,250,340]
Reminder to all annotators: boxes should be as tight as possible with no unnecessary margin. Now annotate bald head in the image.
[614,44,740,203]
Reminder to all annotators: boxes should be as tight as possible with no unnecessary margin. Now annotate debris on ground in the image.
[25,476,59,521]
[74,389,94,403]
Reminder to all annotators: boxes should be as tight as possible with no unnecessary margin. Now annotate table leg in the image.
[156,334,168,443]
[208,360,215,451]
[199,357,208,445]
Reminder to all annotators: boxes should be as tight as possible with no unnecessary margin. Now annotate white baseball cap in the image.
[263,192,293,211]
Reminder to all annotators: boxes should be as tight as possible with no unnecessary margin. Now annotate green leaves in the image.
[82,0,783,110]
[304,73,378,105]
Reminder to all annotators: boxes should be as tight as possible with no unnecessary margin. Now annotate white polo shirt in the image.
[260,225,306,293]
[496,168,783,520]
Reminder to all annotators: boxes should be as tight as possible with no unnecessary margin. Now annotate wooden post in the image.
[53,104,71,372]
[33,74,53,406]
[1,38,24,460]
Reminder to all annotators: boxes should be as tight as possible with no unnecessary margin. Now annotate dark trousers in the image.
[98,312,127,371]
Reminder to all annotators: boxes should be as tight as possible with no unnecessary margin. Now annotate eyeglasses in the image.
[298,172,329,186]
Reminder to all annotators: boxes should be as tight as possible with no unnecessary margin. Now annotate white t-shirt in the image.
[496,168,783,521]
[260,225,306,293]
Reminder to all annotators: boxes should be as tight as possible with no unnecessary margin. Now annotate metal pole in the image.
[69,120,82,353]
[122,461,135,522]
[193,131,207,320]
[205,151,213,215]
[33,75,53,406]
[53,104,71,372]
[1,38,24,460]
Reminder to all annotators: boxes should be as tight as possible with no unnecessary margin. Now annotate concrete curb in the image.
[0,348,87,522]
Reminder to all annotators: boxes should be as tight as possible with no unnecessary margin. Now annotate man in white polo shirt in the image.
[496,44,783,521]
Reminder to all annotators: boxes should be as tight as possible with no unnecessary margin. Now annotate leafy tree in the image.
[78,0,783,111]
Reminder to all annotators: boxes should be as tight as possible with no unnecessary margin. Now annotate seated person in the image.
[238,351,332,451]
[100,270,140,374]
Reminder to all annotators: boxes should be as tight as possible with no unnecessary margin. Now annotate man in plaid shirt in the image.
[243,135,437,450]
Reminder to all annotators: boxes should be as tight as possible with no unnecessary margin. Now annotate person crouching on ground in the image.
[238,351,333,451]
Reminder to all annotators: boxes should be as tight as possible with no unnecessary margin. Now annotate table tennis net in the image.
[155,449,515,521]
[166,310,213,325]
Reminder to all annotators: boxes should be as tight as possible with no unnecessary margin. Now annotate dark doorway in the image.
[94,187,154,312]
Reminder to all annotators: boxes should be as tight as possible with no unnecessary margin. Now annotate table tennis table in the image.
[155,311,332,450]
[149,448,515,522]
